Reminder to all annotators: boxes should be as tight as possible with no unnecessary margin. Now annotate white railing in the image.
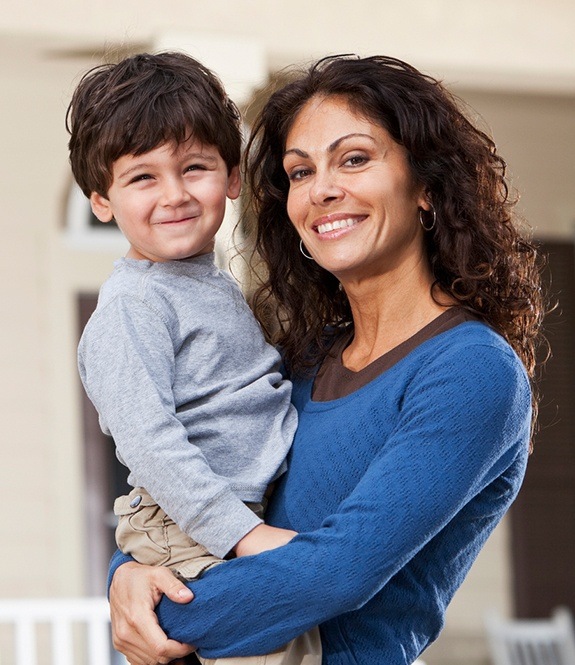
[0,597,426,665]
[0,597,127,665]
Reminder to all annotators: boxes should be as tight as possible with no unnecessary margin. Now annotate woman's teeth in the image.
[317,218,359,235]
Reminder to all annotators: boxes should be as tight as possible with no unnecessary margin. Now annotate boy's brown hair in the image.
[67,51,242,197]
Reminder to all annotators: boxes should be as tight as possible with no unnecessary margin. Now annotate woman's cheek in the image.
[286,192,303,230]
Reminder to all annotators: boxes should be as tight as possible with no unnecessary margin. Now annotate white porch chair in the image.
[0,596,127,665]
[485,606,575,665]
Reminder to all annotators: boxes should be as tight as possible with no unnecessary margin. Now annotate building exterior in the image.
[1,2,574,663]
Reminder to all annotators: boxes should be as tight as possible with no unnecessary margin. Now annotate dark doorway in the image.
[510,240,575,617]
[78,294,130,595]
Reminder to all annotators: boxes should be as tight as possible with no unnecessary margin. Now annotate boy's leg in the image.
[114,487,223,580]
[198,627,322,665]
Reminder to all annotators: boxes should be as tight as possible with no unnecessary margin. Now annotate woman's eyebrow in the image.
[328,133,375,152]
[283,133,375,159]
[283,147,309,159]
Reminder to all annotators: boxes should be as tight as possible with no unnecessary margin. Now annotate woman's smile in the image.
[314,214,367,236]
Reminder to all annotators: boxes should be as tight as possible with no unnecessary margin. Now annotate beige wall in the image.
[1,4,574,663]
[1,0,574,92]
[462,90,575,239]
[0,40,117,597]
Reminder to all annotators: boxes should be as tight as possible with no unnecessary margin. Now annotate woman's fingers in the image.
[110,562,195,664]
[155,570,194,604]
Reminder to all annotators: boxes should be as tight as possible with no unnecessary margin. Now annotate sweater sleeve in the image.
[110,341,531,658]
[79,294,261,557]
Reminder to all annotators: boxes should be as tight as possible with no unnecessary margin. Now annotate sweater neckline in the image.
[306,314,483,407]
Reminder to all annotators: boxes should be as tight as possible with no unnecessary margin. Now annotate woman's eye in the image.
[345,155,368,167]
[288,168,312,181]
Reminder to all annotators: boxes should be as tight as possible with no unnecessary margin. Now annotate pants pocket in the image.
[113,487,224,579]
[114,487,173,566]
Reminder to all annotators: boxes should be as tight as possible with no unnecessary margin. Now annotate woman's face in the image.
[283,95,430,285]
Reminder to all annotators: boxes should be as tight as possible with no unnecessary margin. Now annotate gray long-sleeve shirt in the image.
[78,254,297,557]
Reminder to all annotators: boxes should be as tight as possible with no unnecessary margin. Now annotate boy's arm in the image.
[233,524,297,556]
[79,295,262,558]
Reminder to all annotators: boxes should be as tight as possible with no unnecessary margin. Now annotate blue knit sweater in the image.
[110,321,531,664]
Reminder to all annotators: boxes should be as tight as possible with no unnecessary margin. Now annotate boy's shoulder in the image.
[96,255,244,318]
[100,255,220,295]
[97,258,151,302]
[83,260,190,344]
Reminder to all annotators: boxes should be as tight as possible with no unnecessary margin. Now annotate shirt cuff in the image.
[186,493,264,558]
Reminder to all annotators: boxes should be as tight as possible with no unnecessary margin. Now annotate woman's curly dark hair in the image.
[245,55,545,399]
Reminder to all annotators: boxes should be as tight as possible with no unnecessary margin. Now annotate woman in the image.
[109,55,544,665]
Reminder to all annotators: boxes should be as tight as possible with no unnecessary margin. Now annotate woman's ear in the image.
[417,187,432,213]
[90,192,115,223]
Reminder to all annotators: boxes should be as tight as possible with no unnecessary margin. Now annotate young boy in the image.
[68,52,320,664]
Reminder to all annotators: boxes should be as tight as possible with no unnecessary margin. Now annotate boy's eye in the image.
[129,173,152,183]
[186,163,208,172]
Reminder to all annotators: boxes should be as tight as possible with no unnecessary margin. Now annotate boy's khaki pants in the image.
[200,628,322,665]
[114,487,322,665]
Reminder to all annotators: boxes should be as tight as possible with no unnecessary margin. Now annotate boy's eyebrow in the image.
[181,151,219,165]
[283,133,375,159]
[117,163,154,179]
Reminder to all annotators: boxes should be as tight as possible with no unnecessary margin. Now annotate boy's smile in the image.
[90,138,241,262]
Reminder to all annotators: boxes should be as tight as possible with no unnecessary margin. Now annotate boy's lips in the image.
[155,214,199,225]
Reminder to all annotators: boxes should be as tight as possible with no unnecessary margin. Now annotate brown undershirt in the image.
[312,307,479,402]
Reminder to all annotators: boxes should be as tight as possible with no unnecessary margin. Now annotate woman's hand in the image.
[110,562,195,665]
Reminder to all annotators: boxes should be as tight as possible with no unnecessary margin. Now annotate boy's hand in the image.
[233,524,297,557]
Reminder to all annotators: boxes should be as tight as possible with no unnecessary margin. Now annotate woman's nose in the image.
[309,170,344,206]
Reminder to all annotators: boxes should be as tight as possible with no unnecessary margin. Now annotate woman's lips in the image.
[316,216,366,235]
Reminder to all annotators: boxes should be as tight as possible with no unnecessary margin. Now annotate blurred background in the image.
[1,2,574,663]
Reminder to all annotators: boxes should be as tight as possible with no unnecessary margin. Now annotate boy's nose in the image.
[160,178,191,206]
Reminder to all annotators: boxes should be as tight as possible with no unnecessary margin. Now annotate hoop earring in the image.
[419,207,436,232]
[299,239,314,260]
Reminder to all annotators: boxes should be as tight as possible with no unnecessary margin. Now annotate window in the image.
[63,182,127,252]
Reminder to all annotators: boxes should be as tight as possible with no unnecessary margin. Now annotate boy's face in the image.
[90,138,241,262]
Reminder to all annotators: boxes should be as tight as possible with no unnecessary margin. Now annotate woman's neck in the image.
[340,266,452,372]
